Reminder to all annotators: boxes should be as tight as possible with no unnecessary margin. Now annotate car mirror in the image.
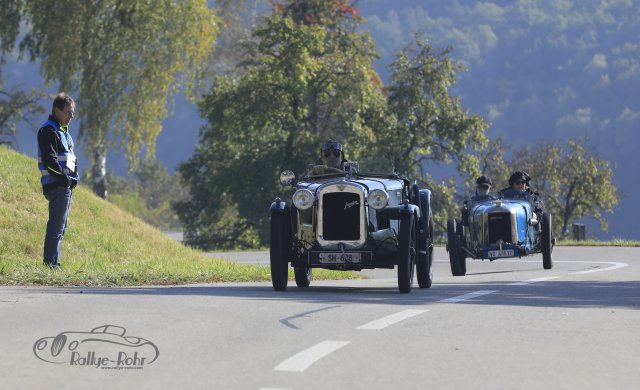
[530,217,539,225]
[279,170,296,186]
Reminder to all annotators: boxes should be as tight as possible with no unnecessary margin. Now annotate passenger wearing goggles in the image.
[310,139,347,176]
[461,175,495,225]
[470,175,494,202]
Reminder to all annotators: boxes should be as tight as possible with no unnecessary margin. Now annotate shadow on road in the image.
[8,280,640,310]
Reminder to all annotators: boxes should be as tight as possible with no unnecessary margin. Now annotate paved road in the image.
[1,247,639,389]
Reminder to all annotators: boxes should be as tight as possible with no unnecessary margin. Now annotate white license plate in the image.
[318,252,361,264]
[488,249,515,258]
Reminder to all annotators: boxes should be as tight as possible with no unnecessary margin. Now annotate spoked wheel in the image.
[447,219,466,276]
[416,211,434,288]
[294,266,312,287]
[398,213,417,293]
[541,212,553,270]
[270,211,291,291]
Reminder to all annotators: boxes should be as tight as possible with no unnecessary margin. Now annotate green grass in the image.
[556,239,640,247]
[0,145,360,286]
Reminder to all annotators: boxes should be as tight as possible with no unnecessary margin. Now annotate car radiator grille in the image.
[322,192,361,240]
[488,212,512,243]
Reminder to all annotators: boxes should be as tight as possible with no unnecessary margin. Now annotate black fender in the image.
[417,189,432,250]
[379,203,421,220]
[398,203,421,219]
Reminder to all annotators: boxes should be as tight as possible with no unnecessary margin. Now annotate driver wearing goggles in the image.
[310,139,346,176]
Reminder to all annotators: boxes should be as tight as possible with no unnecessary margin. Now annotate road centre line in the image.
[260,388,292,390]
[439,290,497,303]
[274,340,350,372]
[270,260,629,376]
[357,309,429,330]
[509,276,560,286]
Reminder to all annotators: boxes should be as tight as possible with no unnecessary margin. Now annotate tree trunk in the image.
[91,148,108,199]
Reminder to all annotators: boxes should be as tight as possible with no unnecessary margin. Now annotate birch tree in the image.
[4,0,217,197]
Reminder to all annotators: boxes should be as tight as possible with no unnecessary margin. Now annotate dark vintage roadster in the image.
[269,163,434,293]
[446,195,554,276]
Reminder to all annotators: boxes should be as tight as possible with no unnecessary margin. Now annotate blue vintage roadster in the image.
[447,196,554,276]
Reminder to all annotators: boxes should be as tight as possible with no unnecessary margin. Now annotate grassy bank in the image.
[556,239,640,247]
[0,146,358,286]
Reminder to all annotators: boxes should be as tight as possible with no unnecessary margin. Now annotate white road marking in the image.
[269,259,629,377]
[568,261,628,274]
[509,276,560,286]
[260,388,292,390]
[439,290,497,303]
[357,309,429,330]
[274,340,350,372]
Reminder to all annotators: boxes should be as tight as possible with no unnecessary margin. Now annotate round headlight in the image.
[279,170,296,185]
[292,189,315,210]
[368,189,388,210]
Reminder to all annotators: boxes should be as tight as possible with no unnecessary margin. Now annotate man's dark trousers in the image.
[43,186,72,265]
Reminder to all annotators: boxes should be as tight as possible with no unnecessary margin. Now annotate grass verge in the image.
[0,146,360,286]
[556,239,640,247]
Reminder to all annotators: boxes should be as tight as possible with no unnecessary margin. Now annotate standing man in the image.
[37,93,78,270]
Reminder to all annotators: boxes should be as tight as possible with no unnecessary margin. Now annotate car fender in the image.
[398,203,421,220]
[418,189,432,243]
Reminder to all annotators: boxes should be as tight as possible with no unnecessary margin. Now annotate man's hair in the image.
[52,92,74,114]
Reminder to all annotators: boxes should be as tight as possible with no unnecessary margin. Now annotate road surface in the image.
[1,246,639,389]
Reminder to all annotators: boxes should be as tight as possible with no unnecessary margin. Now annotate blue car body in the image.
[447,196,553,276]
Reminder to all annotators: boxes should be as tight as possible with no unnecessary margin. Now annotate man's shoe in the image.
[44,262,62,271]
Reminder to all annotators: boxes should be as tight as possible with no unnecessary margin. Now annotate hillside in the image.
[0,146,264,285]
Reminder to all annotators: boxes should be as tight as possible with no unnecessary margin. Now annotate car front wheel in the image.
[447,219,466,276]
[416,211,434,288]
[270,211,290,291]
[398,213,416,293]
[541,212,553,270]
[294,266,312,287]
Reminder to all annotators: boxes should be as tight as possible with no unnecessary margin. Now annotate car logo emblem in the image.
[337,184,346,191]
[344,200,359,210]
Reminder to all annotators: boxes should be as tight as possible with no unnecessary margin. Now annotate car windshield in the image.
[502,191,533,203]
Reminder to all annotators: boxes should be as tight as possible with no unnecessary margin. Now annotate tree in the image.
[0,3,48,146]
[176,0,388,248]
[199,0,264,82]
[476,137,511,192]
[367,36,488,231]
[177,2,492,248]
[4,0,218,198]
[0,79,47,146]
[375,37,488,179]
[510,139,619,238]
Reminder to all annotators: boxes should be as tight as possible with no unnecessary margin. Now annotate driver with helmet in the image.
[310,139,347,176]
[499,170,545,216]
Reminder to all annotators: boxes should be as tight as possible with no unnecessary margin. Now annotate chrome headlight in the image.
[368,189,388,210]
[279,170,296,185]
[292,189,315,210]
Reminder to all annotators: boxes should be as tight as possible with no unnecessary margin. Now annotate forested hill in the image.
[4,0,638,239]
[362,0,639,147]
[360,0,639,240]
